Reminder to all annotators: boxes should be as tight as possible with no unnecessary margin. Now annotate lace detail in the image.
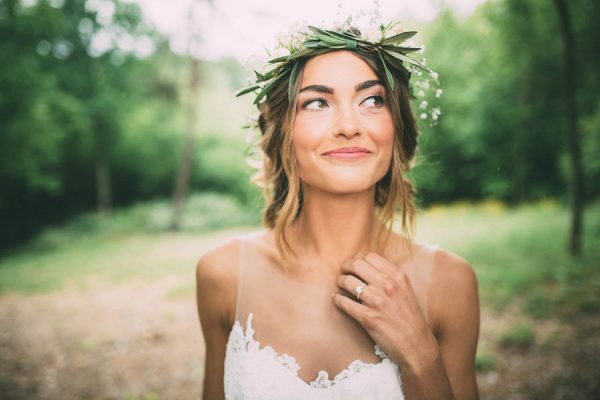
[224,312,405,399]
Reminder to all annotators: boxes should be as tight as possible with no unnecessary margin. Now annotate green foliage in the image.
[475,348,496,372]
[415,0,600,204]
[2,0,600,252]
[500,323,535,348]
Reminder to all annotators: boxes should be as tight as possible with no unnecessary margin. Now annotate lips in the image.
[322,146,372,155]
[322,146,372,160]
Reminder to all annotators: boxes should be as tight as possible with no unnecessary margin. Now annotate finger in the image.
[340,258,385,287]
[363,251,402,278]
[332,291,367,323]
[336,274,372,304]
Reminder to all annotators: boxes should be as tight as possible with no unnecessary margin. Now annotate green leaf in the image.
[382,45,421,54]
[385,50,430,73]
[254,69,290,104]
[316,33,346,46]
[303,39,322,48]
[268,55,289,63]
[288,47,314,60]
[377,50,394,90]
[288,61,300,103]
[235,85,260,97]
[322,29,361,41]
[381,31,417,46]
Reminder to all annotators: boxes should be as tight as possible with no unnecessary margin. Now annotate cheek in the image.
[292,115,327,147]
[369,114,395,162]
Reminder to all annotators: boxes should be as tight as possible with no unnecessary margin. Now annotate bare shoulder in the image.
[427,246,480,337]
[430,247,478,292]
[195,236,243,329]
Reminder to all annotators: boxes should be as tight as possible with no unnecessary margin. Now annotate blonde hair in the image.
[249,51,418,263]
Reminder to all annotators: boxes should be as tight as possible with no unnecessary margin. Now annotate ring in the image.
[355,283,366,301]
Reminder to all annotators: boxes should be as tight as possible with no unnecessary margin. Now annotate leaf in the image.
[288,47,314,60]
[381,31,417,46]
[235,85,260,97]
[268,55,289,63]
[382,45,422,54]
[254,68,290,104]
[377,50,394,90]
[303,39,322,48]
[288,61,300,103]
[316,33,346,46]
[322,29,360,41]
[385,50,430,73]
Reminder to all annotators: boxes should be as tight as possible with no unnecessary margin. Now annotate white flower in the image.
[272,47,290,59]
[435,88,443,98]
[420,113,427,120]
[421,80,430,90]
[417,90,425,97]
[363,25,382,43]
[420,100,428,110]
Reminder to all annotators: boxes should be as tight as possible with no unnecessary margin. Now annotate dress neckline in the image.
[228,311,398,389]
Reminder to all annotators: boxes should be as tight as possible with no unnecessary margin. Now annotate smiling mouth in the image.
[323,151,371,160]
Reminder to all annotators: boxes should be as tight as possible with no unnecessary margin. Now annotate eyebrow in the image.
[298,80,383,94]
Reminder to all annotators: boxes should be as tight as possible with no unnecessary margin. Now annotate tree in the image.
[553,0,584,256]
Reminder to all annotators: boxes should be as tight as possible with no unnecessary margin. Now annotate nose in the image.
[333,103,364,139]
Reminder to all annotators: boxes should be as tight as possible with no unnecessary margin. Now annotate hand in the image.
[332,251,438,371]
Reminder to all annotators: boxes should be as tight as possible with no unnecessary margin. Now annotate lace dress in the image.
[223,232,437,400]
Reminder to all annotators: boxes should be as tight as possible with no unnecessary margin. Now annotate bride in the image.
[196,17,479,400]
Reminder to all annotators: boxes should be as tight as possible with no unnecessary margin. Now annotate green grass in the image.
[475,347,496,372]
[415,200,600,312]
[0,191,260,293]
[500,322,535,348]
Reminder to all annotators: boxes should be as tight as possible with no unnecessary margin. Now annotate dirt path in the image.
[0,279,598,399]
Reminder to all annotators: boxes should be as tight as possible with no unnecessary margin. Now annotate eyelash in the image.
[300,95,386,110]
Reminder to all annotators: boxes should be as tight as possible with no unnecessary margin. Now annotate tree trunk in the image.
[553,0,584,256]
[170,57,200,230]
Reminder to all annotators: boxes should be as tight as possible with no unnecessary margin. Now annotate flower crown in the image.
[236,17,442,129]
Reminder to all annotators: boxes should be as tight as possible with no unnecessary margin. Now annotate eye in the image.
[301,98,328,111]
[361,95,385,108]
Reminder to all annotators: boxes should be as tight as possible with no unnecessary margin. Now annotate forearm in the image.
[395,339,455,400]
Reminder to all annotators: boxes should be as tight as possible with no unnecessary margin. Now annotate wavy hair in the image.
[249,50,419,263]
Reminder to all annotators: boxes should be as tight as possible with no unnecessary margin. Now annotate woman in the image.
[196,19,479,400]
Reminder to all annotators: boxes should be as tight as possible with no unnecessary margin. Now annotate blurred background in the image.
[0,0,599,398]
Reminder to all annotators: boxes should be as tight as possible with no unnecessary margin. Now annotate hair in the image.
[249,49,419,264]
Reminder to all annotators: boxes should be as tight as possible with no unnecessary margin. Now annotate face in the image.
[292,50,394,195]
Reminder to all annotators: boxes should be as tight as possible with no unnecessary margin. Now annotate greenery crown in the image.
[236,17,442,125]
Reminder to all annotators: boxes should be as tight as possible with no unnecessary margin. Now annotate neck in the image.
[286,185,387,272]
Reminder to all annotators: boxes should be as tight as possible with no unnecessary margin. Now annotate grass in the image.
[0,197,598,322]
[499,323,536,348]
[414,200,600,313]
[0,191,260,293]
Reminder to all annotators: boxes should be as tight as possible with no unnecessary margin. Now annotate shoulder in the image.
[426,246,479,336]
[195,235,243,329]
[430,246,478,292]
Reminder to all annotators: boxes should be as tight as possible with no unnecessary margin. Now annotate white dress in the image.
[222,232,437,400]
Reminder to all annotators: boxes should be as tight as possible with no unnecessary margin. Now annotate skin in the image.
[196,50,480,400]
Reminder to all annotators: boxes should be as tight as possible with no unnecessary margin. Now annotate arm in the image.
[195,239,239,400]
[423,251,480,400]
